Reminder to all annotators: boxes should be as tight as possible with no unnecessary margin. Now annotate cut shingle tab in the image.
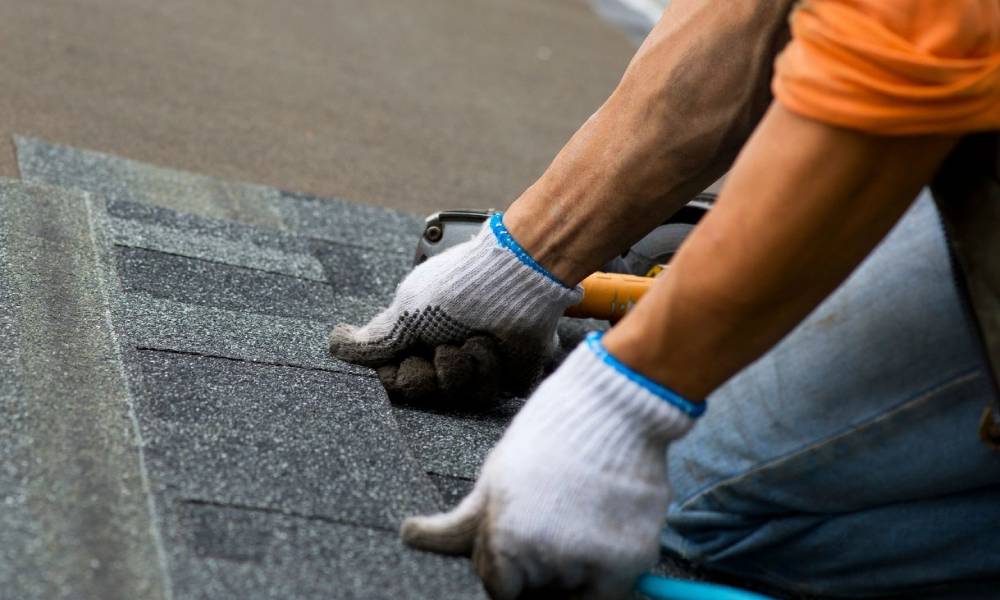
[0,179,167,600]
[392,398,523,481]
[427,473,476,509]
[164,501,485,600]
[130,349,441,530]
[309,237,411,300]
[120,295,369,375]
[108,199,328,282]
[276,188,423,250]
[116,246,341,321]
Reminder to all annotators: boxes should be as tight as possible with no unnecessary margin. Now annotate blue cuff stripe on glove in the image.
[585,331,706,418]
[490,212,571,289]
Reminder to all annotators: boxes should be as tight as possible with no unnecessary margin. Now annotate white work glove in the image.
[329,214,582,403]
[401,332,704,599]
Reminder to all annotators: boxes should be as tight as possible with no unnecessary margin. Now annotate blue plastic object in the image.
[636,574,777,600]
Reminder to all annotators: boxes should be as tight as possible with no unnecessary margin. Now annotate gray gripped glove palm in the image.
[401,332,705,599]
[329,213,582,403]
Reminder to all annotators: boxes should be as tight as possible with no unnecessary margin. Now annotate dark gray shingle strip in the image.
[131,349,441,531]
[115,245,404,325]
[277,188,423,250]
[160,500,485,599]
[120,294,370,375]
[0,180,168,600]
[427,473,476,509]
[309,237,412,301]
[108,199,327,282]
[391,398,524,481]
[116,246,341,322]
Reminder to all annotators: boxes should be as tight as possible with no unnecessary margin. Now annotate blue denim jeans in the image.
[662,192,1000,598]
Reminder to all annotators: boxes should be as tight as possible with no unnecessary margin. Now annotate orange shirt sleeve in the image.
[773,0,1000,135]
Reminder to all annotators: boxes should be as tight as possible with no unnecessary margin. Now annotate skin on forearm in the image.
[503,0,794,285]
[602,103,957,400]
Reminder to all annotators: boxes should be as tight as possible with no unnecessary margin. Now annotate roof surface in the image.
[4,137,495,598]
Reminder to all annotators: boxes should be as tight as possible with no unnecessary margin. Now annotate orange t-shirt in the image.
[773,0,1000,135]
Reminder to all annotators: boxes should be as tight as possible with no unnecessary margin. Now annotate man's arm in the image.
[603,102,958,399]
[504,0,794,285]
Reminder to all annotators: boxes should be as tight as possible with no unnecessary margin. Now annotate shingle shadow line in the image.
[426,471,476,483]
[113,243,330,284]
[134,346,376,378]
[179,498,399,534]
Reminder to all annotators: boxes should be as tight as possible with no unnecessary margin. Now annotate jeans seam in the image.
[677,368,984,511]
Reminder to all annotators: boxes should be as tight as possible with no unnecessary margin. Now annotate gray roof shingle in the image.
[0,180,168,600]
[5,139,498,598]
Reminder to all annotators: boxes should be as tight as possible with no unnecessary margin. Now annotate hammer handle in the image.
[565,272,655,322]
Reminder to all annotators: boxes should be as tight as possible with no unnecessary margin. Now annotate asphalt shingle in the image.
[15,136,288,229]
[116,246,340,321]
[120,295,366,375]
[426,473,476,509]
[164,500,484,600]
[392,398,523,481]
[108,199,328,282]
[131,349,441,529]
[0,179,167,600]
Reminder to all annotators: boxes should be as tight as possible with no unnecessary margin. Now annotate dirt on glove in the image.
[376,336,502,407]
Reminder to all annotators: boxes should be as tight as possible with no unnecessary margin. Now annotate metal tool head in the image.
[412,194,713,275]
[414,209,494,266]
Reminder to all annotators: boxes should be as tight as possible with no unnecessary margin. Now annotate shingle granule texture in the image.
[0,179,167,600]
[120,295,363,374]
[131,349,439,528]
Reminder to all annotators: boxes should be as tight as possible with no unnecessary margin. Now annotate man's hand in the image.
[401,333,701,599]
[329,214,581,404]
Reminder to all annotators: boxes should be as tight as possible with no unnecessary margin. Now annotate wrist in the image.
[602,309,715,401]
[502,200,596,286]
[519,333,700,457]
[488,212,573,290]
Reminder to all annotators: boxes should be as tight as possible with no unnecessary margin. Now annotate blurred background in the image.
[0,0,669,215]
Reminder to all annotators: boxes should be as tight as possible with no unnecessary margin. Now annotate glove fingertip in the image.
[399,513,473,555]
[399,514,428,545]
[395,356,438,401]
[399,487,486,555]
[376,364,399,391]
[327,323,358,354]
[433,343,476,392]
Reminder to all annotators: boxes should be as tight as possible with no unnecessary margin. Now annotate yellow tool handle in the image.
[565,272,655,322]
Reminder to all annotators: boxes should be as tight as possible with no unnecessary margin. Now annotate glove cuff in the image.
[516,334,702,461]
[489,212,570,289]
[584,331,705,419]
[442,216,583,330]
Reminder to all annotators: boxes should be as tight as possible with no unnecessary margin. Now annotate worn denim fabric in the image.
[662,192,1000,598]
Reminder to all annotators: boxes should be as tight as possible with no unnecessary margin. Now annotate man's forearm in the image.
[603,103,957,400]
[504,0,795,285]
